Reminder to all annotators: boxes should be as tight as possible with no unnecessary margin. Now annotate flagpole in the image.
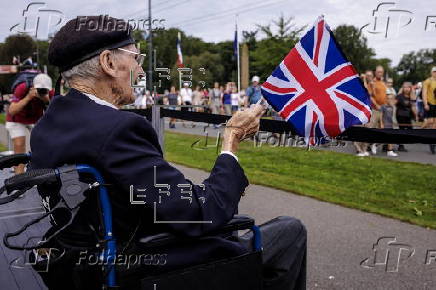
[236,15,241,96]
[178,32,182,91]
[179,71,182,91]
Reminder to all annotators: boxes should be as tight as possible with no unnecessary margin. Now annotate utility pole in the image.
[148,0,153,92]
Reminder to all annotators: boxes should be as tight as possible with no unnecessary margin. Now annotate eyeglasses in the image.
[117,47,146,66]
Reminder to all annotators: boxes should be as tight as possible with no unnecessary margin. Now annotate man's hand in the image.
[425,103,430,111]
[25,88,37,101]
[8,87,38,116]
[222,104,265,154]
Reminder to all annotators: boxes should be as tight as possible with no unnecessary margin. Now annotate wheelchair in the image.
[0,153,263,290]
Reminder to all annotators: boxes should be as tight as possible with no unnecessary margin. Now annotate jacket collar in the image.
[66,88,118,110]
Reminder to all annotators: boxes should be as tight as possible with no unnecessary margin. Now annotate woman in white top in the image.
[192,86,204,112]
[231,88,240,114]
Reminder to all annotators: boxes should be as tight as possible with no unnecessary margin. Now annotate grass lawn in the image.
[0,143,7,152]
[165,131,436,229]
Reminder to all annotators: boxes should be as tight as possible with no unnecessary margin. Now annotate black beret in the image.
[49,15,135,72]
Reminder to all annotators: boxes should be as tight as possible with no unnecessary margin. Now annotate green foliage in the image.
[0,18,432,93]
[332,25,376,73]
[143,28,220,91]
[169,51,225,89]
[251,15,304,80]
[35,40,59,83]
[395,49,436,85]
[0,34,35,64]
[0,35,59,93]
[0,34,36,93]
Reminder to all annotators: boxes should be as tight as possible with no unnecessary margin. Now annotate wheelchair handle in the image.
[4,169,58,193]
[0,153,31,169]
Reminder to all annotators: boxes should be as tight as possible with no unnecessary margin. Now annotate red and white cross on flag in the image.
[261,16,371,145]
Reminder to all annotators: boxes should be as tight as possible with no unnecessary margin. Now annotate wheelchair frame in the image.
[0,153,263,289]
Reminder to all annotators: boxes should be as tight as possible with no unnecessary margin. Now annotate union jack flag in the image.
[261,16,371,144]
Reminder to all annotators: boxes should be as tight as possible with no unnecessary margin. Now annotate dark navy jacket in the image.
[30,88,249,269]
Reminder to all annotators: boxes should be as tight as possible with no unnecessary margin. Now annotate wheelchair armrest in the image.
[209,214,254,234]
[0,153,31,169]
[138,214,255,248]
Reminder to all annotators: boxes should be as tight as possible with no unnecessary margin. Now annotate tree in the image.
[0,34,36,65]
[332,25,376,73]
[0,34,37,93]
[140,28,218,91]
[36,40,59,83]
[251,15,305,80]
[170,51,224,90]
[395,49,436,85]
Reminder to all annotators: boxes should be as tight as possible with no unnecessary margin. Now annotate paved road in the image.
[165,120,436,166]
[175,164,436,290]
[0,119,435,289]
[0,146,435,289]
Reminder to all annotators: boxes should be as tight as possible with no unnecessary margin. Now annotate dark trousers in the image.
[239,216,307,290]
[37,216,307,290]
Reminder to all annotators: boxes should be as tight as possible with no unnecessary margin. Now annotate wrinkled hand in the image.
[222,104,265,153]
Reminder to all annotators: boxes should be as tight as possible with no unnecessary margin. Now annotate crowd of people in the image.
[131,66,436,158]
[355,65,436,157]
[132,76,264,128]
[4,64,436,174]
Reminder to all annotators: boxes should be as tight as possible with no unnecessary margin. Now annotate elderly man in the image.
[30,16,306,290]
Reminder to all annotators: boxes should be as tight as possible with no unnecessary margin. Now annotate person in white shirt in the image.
[134,90,147,108]
[231,87,240,114]
[180,82,193,111]
[179,82,194,127]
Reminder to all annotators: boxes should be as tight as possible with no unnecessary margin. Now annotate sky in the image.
[0,0,435,66]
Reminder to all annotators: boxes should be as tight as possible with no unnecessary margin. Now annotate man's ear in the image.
[99,50,118,78]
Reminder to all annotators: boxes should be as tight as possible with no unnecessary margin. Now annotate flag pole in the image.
[178,32,182,91]
[179,70,182,91]
[236,15,241,96]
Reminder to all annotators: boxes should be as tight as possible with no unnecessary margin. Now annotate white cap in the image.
[33,74,52,89]
[252,76,260,83]
[432,66,436,72]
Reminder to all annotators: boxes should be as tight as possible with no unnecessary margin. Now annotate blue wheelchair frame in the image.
[76,164,117,287]
[79,164,262,287]
[0,155,262,289]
